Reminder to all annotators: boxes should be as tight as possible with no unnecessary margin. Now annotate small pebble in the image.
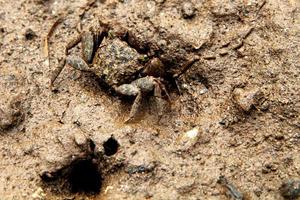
[74,131,87,146]
[199,87,208,95]
[259,100,270,111]
[25,28,37,40]
[31,187,46,200]
[232,87,263,112]
[182,2,196,19]
[177,127,200,151]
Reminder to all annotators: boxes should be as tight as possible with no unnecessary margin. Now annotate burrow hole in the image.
[68,158,102,194]
[42,157,102,195]
[42,138,120,195]
[103,136,120,156]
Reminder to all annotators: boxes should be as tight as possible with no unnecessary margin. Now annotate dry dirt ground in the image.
[0,0,299,199]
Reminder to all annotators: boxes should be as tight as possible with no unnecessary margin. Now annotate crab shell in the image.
[91,37,145,87]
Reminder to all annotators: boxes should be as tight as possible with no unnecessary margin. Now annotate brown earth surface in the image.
[0,0,299,199]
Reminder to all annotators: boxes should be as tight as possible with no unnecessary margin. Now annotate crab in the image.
[51,20,198,122]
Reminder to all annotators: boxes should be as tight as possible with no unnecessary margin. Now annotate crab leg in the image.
[126,91,143,123]
[66,34,82,54]
[50,28,106,87]
[114,84,143,123]
[50,58,66,87]
[50,34,83,86]
[154,83,164,121]
[81,32,95,63]
[66,55,91,72]
[155,80,171,103]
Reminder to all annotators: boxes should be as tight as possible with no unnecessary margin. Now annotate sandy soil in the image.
[0,0,299,199]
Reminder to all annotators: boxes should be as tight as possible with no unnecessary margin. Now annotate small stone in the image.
[74,131,87,146]
[232,87,264,112]
[182,2,196,19]
[32,187,46,200]
[279,179,300,199]
[176,179,196,194]
[177,127,200,151]
[228,137,242,147]
[25,28,37,40]
[185,127,199,138]
[199,87,208,95]
[259,100,270,111]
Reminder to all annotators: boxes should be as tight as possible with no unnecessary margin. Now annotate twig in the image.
[50,58,66,88]
[242,27,254,39]
[256,0,267,17]
[43,17,64,60]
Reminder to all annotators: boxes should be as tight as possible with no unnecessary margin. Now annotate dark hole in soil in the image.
[68,158,102,194]
[103,136,120,156]
[41,157,103,194]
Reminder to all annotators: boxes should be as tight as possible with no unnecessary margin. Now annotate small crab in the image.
[51,20,198,122]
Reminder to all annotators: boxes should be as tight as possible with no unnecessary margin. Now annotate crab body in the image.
[92,37,144,87]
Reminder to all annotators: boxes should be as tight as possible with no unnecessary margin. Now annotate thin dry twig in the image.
[43,17,64,59]
[242,27,254,39]
[256,0,267,17]
[80,0,97,16]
